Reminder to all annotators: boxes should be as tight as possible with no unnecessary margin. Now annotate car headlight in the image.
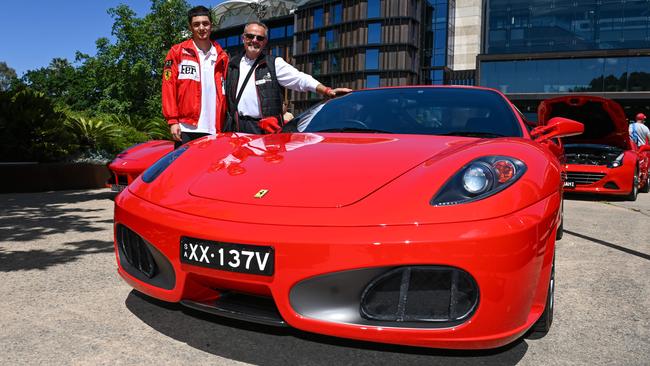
[141,146,188,183]
[431,156,527,206]
[607,153,624,168]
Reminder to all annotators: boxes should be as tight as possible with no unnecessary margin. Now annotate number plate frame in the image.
[180,237,274,276]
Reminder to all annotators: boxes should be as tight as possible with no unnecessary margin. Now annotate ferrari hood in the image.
[538,95,630,149]
[186,133,472,208]
[117,140,174,161]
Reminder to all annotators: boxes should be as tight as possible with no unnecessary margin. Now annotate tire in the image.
[625,170,638,201]
[527,253,555,339]
[640,175,650,194]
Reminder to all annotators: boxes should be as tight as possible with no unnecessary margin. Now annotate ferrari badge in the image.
[164,69,172,81]
[254,189,269,198]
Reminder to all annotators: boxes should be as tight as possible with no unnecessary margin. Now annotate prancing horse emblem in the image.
[254,189,269,198]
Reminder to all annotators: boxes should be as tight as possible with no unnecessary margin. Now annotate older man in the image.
[225,21,351,134]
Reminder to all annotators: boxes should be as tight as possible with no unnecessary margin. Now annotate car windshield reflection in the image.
[284,88,522,137]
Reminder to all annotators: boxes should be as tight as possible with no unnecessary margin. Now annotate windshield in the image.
[284,88,522,137]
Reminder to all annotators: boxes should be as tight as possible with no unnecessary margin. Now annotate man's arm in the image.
[274,58,351,97]
[162,48,181,141]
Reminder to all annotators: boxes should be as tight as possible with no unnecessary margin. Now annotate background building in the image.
[477,0,650,120]
[212,0,460,112]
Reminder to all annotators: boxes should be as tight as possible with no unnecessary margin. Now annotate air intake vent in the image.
[361,266,478,322]
[116,224,157,278]
[566,172,605,185]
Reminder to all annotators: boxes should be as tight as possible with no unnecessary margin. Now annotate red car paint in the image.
[106,140,174,191]
[539,95,649,199]
[114,86,583,349]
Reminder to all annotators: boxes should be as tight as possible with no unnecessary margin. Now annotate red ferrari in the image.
[106,140,174,192]
[538,96,650,200]
[113,86,583,349]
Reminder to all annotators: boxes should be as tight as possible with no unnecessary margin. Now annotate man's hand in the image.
[170,123,181,141]
[330,88,353,97]
[258,117,281,134]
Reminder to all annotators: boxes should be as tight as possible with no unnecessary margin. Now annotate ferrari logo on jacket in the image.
[254,189,269,198]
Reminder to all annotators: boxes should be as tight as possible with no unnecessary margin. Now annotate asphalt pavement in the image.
[0,189,648,365]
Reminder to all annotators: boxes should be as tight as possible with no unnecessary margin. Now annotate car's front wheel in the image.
[527,253,555,339]
[625,170,638,201]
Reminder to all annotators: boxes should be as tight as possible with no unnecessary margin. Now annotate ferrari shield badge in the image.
[254,189,269,198]
[164,69,172,81]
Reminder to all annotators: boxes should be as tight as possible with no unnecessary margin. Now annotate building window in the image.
[431,70,444,85]
[366,74,380,88]
[227,35,240,47]
[368,23,381,44]
[313,7,324,28]
[368,0,380,18]
[326,29,338,48]
[287,25,294,37]
[331,3,343,24]
[330,53,341,73]
[270,26,285,40]
[216,38,226,47]
[310,32,320,52]
[365,49,379,70]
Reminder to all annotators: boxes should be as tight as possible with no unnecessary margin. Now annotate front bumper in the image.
[114,189,558,349]
[563,163,635,196]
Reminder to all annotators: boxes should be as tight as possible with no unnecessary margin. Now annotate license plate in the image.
[563,181,575,188]
[111,184,127,192]
[180,237,274,276]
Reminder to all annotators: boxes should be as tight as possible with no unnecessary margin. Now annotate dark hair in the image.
[244,21,269,36]
[188,6,212,24]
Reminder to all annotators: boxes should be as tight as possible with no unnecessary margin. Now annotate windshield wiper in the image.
[315,127,393,134]
[440,131,506,138]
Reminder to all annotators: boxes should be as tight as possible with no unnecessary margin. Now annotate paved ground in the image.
[0,189,648,365]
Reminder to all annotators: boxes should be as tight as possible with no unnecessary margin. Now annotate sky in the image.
[0,0,226,77]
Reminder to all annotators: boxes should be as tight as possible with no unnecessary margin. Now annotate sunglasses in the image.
[243,33,267,42]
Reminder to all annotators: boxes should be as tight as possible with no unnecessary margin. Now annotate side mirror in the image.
[639,145,650,153]
[530,117,584,142]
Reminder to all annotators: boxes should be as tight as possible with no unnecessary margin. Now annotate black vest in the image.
[225,52,285,134]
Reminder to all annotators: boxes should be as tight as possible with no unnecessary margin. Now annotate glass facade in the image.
[368,0,381,18]
[366,74,380,88]
[486,0,650,54]
[480,56,650,93]
[326,29,338,48]
[331,3,343,24]
[422,0,454,85]
[310,32,320,52]
[368,23,381,44]
[313,7,324,28]
[366,49,380,70]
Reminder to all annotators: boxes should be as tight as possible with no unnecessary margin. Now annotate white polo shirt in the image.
[180,42,218,134]
[237,55,321,118]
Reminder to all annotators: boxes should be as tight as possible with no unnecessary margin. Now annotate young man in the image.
[629,112,650,147]
[224,21,352,134]
[162,6,228,148]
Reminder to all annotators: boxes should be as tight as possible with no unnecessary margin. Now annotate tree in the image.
[0,61,17,91]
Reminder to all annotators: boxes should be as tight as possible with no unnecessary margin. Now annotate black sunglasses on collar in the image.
[243,33,266,42]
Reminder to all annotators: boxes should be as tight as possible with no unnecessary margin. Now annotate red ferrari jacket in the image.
[162,39,229,131]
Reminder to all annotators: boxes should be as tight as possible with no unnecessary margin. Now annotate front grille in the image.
[361,266,478,322]
[566,172,606,185]
[116,224,156,278]
[181,292,286,327]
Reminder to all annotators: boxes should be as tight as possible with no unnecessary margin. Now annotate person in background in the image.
[225,21,351,134]
[162,6,228,148]
[282,99,294,123]
[629,113,650,147]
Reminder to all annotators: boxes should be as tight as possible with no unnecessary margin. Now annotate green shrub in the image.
[0,89,77,162]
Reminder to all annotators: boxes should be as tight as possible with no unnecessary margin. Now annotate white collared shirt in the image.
[180,42,218,134]
[237,56,320,118]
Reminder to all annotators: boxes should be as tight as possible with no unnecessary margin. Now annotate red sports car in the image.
[538,95,650,200]
[113,86,583,349]
[106,140,174,192]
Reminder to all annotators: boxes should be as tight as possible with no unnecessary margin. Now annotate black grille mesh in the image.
[361,267,478,322]
[116,224,156,278]
[567,172,606,185]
